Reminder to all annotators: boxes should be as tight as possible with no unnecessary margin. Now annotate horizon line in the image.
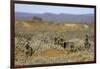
[15,11,94,15]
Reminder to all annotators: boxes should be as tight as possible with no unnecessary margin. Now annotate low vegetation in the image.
[15,17,95,66]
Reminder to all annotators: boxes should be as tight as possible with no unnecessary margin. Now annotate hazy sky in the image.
[15,4,94,15]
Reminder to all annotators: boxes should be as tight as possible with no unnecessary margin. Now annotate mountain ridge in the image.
[15,12,94,24]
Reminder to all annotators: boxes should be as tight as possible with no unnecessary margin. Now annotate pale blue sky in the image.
[15,4,94,15]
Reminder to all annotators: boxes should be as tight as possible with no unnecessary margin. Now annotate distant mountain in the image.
[15,12,94,23]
